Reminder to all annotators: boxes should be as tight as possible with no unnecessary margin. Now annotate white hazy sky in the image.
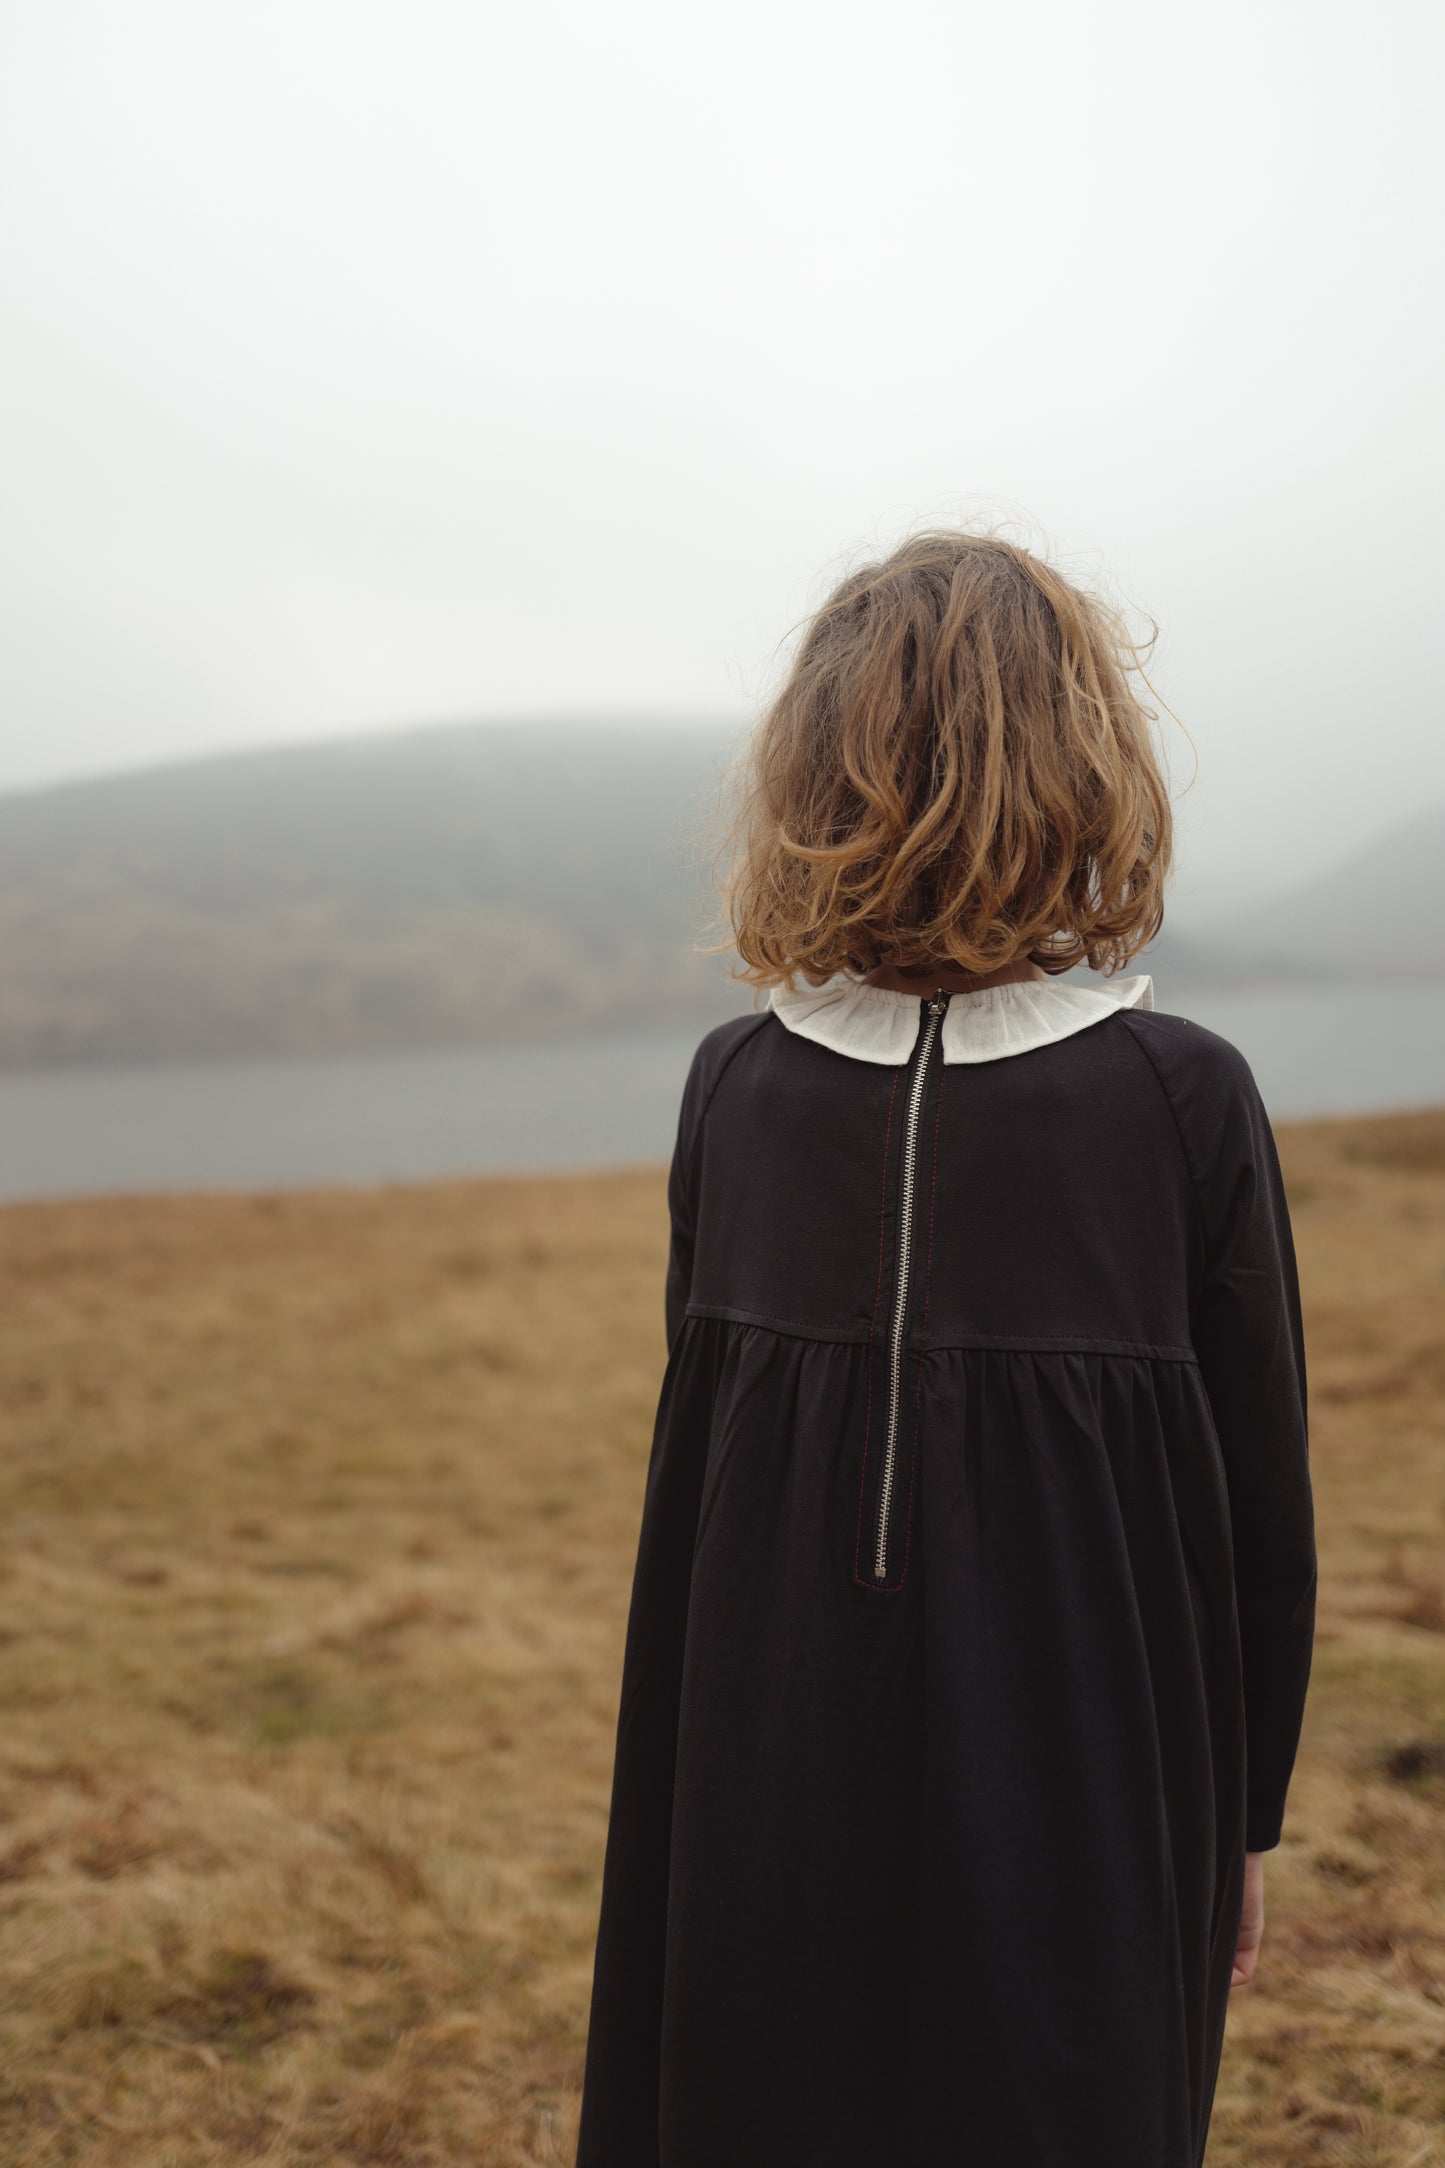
[1,0,1441,912]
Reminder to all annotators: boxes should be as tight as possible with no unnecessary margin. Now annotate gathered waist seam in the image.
[682,1301,1199,1363]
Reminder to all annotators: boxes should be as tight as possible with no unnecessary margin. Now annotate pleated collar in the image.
[766,970,1155,1065]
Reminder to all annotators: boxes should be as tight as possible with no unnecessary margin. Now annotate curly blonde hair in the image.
[708,528,1175,990]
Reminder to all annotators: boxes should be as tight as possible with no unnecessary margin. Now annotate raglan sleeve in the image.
[663,1040,707,1358]
[1192,1037,1318,1853]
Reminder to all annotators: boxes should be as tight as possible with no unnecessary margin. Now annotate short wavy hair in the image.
[709,528,1175,991]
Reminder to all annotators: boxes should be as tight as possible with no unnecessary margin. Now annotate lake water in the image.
[1,980,1442,1205]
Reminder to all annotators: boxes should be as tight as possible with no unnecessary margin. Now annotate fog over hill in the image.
[1183,802,1445,982]
[0,720,1438,1071]
[0,721,753,1068]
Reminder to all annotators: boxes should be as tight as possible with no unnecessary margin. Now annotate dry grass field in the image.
[1,1105,1443,2167]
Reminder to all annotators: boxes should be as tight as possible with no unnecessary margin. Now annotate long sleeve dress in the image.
[574,969,1317,2168]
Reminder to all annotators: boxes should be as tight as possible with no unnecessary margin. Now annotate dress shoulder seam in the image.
[686,1011,774,1181]
[1114,1011,1209,1250]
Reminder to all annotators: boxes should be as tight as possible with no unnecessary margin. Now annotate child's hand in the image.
[1231,1852,1266,1986]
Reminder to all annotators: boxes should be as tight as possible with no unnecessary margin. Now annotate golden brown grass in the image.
[0,1108,1442,2166]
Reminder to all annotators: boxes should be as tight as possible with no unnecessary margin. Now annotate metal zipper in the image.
[873,988,951,1582]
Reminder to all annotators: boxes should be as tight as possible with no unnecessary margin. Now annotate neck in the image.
[858,958,1051,996]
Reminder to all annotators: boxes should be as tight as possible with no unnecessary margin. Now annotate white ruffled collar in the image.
[766,970,1155,1065]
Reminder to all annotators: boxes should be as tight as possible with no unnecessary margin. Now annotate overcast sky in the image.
[1,0,1440,913]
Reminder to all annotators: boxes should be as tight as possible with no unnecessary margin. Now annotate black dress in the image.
[574,973,1317,2168]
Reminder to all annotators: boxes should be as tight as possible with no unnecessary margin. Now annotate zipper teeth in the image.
[873,994,946,1582]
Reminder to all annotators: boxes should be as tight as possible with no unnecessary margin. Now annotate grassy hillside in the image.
[0,1112,1443,2164]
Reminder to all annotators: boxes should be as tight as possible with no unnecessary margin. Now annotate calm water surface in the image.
[1,981,1441,1204]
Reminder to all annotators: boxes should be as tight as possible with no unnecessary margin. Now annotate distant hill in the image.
[0,719,756,1069]
[0,720,1439,1070]
[1182,803,1445,982]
